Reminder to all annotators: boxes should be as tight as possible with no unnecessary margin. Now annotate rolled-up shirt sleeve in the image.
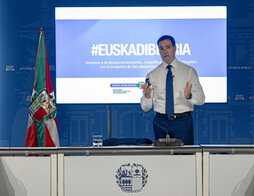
[140,95,153,112]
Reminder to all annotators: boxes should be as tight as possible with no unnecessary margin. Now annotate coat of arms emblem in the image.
[116,163,148,193]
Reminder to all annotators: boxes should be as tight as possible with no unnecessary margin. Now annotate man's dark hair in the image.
[157,35,176,47]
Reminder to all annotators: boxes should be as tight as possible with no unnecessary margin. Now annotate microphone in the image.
[140,113,183,147]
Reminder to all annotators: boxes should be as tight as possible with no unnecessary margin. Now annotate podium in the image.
[2,145,254,196]
[57,146,202,196]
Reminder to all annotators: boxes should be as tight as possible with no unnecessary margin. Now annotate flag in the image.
[25,28,60,147]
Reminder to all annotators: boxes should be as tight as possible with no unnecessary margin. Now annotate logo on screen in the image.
[138,81,145,89]
[115,163,148,193]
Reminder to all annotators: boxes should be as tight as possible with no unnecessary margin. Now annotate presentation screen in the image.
[55,6,227,104]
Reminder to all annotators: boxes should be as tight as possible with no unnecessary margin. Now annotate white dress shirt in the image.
[141,58,205,114]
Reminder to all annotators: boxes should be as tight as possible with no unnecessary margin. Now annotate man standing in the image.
[141,35,205,145]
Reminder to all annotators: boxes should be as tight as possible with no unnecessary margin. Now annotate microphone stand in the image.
[141,113,184,147]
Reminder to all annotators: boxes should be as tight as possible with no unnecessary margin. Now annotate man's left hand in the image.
[184,82,192,99]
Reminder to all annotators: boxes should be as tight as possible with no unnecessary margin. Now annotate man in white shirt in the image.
[141,35,205,145]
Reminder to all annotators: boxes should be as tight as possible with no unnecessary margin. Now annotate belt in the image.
[156,111,191,120]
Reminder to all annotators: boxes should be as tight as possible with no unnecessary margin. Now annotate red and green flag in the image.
[25,28,60,147]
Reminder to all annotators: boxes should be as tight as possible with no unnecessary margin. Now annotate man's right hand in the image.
[143,83,153,99]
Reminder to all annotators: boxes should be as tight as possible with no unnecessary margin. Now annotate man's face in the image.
[158,39,176,64]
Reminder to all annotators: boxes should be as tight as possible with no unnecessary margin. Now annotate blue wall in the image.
[1,0,254,146]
